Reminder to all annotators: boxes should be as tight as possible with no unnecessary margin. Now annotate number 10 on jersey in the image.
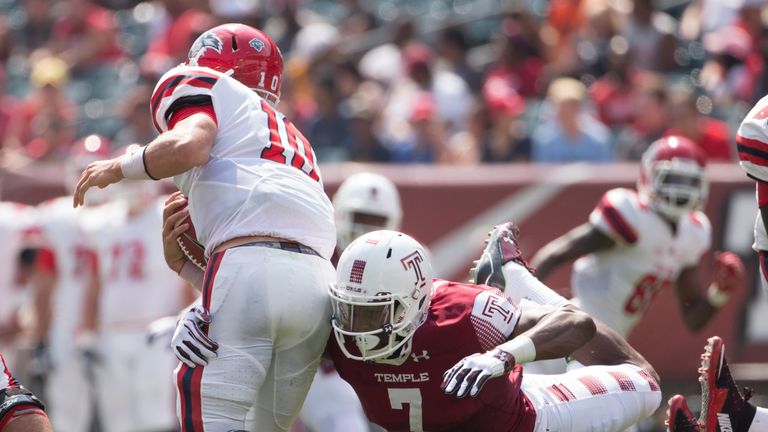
[259,100,320,181]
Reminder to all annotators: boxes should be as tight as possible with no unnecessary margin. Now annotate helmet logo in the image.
[189,32,223,60]
[350,259,366,283]
[400,251,426,288]
[249,37,265,52]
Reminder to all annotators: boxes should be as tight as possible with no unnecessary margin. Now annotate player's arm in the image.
[675,252,745,332]
[73,113,216,207]
[2,409,51,432]
[442,303,596,398]
[30,248,56,346]
[0,383,49,432]
[531,223,616,281]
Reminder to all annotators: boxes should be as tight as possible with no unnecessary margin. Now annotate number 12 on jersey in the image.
[388,388,423,432]
[259,100,320,182]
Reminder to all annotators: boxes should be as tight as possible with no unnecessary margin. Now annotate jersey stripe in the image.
[737,135,768,167]
[578,375,608,395]
[607,371,636,392]
[151,72,219,131]
[597,197,638,244]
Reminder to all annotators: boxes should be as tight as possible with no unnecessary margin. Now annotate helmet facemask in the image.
[329,283,428,362]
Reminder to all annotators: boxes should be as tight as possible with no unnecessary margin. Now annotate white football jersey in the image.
[151,65,336,259]
[0,203,34,326]
[35,197,114,347]
[87,197,185,329]
[571,188,711,337]
[736,95,768,252]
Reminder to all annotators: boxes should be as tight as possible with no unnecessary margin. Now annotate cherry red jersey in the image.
[329,280,536,432]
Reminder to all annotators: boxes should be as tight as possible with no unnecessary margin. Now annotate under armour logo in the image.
[411,350,430,362]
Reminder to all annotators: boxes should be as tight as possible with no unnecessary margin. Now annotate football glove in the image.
[441,348,515,398]
[172,305,218,367]
[709,251,745,306]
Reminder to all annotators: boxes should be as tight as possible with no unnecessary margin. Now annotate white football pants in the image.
[175,246,335,432]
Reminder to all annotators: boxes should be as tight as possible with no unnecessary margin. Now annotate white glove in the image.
[441,348,515,398]
[172,305,219,367]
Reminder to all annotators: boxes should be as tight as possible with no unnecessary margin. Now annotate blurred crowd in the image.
[0,0,766,169]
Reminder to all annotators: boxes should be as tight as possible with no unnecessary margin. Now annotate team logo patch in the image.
[249,37,265,52]
[350,259,366,283]
[189,32,223,60]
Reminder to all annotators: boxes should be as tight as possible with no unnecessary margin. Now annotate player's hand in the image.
[710,251,745,306]
[172,305,218,367]
[73,158,123,207]
[163,192,190,274]
[713,251,745,293]
[441,348,515,398]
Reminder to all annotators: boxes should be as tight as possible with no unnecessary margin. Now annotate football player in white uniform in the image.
[72,24,336,431]
[531,136,744,338]
[735,96,768,295]
[0,202,36,361]
[31,135,115,432]
[83,146,194,432]
[299,172,402,432]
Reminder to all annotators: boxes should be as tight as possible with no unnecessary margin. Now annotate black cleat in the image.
[469,222,534,289]
[699,336,756,432]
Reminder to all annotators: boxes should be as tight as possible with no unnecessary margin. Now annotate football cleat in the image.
[698,336,756,432]
[469,222,534,289]
[666,395,701,432]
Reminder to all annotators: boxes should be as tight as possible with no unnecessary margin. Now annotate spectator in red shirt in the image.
[589,47,638,128]
[50,0,123,70]
[665,87,734,161]
[484,17,545,98]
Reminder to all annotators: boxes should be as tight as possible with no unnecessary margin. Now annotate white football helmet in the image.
[638,136,709,221]
[330,230,433,362]
[333,173,402,252]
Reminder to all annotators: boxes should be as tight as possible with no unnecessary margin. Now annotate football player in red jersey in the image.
[169,222,662,431]
[0,353,50,432]
[531,136,744,339]
[73,23,337,430]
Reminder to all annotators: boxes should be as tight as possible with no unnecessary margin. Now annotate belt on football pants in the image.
[232,240,320,257]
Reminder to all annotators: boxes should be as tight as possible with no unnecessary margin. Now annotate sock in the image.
[750,407,768,432]
[501,261,569,306]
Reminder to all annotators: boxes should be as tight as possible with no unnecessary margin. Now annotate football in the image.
[176,210,207,271]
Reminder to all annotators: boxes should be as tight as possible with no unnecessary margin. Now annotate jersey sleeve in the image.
[469,287,521,352]
[736,95,768,182]
[150,65,221,133]
[589,188,640,245]
[682,211,712,267]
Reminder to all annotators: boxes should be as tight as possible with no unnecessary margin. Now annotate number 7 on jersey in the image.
[388,388,423,432]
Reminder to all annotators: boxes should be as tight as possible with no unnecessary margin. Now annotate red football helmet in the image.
[638,136,709,220]
[186,23,283,105]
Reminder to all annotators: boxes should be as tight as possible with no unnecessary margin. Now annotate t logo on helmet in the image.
[401,251,426,289]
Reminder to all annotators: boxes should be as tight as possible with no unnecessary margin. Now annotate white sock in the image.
[501,262,569,306]
[750,407,768,432]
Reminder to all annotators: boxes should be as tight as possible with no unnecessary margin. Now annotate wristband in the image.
[120,146,151,180]
[707,285,730,308]
[497,335,536,364]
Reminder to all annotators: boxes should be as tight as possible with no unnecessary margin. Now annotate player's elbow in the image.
[175,135,212,167]
[573,309,597,344]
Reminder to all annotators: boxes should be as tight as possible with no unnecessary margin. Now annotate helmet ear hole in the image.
[231,35,238,51]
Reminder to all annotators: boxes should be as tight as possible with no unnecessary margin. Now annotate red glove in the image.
[710,251,745,306]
